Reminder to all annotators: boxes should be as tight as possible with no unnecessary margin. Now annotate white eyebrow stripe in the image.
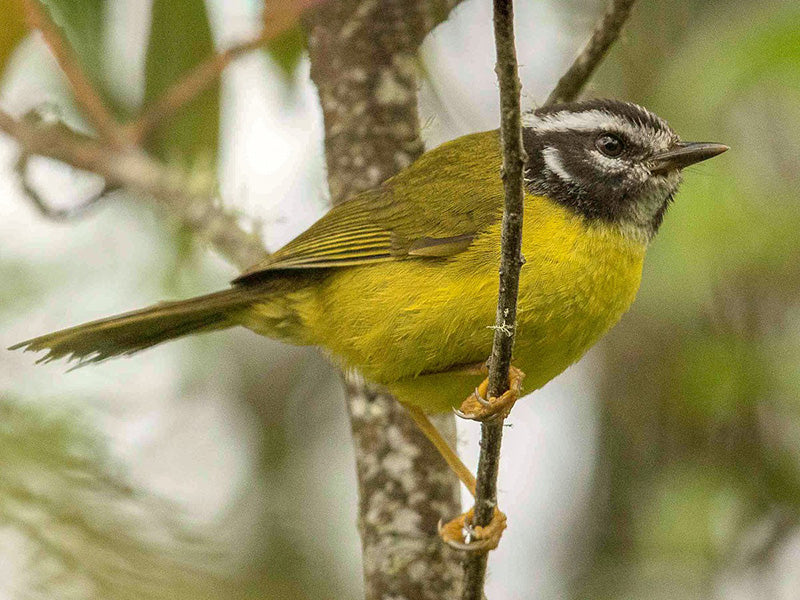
[523,110,647,136]
[523,108,676,150]
[542,146,573,182]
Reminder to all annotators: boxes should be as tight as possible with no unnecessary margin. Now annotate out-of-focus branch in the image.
[126,0,326,145]
[544,0,637,106]
[16,0,327,265]
[22,0,325,149]
[0,109,267,270]
[20,0,128,147]
[14,152,116,221]
[460,1,525,599]
[124,34,269,146]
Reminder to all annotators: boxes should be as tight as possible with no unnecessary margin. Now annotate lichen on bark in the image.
[304,1,464,597]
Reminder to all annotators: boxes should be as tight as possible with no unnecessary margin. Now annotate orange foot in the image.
[454,365,525,421]
[439,506,507,552]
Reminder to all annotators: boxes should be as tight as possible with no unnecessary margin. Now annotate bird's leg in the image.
[435,364,525,551]
[454,365,525,422]
[403,371,520,553]
[403,403,476,495]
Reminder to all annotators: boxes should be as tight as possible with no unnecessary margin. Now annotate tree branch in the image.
[14,151,115,221]
[462,1,640,596]
[544,0,637,107]
[304,1,463,598]
[13,0,332,270]
[460,1,525,598]
[20,0,128,147]
[125,0,326,145]
[0,109,267,269]
[23,0,327,149]
[124,34,267,146]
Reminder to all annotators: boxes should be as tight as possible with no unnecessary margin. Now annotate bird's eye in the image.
[595,133,624,157]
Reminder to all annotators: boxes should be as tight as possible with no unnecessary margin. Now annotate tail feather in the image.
[9,286,267,366]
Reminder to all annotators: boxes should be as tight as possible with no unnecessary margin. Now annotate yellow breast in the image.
[298,195,646,411]
[511,196,646,392]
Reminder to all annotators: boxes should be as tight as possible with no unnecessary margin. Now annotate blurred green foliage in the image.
[574,1,800,597]
[41,0,108,85]
[143,0,220,163]
[0,2,350,598]
[143,0,221,267]
[0,0,26,73]
[266,24,306,82]
[0,399,235,600]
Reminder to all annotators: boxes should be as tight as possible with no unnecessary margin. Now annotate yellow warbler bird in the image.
[11,99,727,548]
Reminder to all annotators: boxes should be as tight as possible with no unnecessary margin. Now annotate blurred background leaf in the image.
[573,1,800,598]
[0,398,234,600]
[41,0,107,85]
[143,0,219,163]
[142,0,222,268]
[265,24,305,83]
[0,0,27,74]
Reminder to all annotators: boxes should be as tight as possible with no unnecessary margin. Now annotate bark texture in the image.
[345,378,463,599]
[304,1,464,598]
[306,0,457,203]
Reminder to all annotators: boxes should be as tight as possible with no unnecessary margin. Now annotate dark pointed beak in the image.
[649,142,729,175]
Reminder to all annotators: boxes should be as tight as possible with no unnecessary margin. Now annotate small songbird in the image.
[11,99,727,549]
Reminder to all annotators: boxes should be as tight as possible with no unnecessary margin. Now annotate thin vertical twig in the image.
[460,0,638,595]
[544,0,637,106]
[461,0,525,598]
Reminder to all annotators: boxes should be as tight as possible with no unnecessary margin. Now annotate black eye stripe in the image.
[596,133,625,157]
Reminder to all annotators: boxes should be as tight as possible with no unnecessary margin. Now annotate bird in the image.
[10,98,728,550]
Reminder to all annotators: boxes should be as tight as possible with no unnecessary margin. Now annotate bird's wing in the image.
[234,130,503,283]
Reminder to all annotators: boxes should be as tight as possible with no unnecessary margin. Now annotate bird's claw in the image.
[438,507,507,552]
[454,365,525,421]
[474,386,491,407]
[452,407,470,419]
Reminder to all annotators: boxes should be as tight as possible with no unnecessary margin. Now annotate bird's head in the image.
[522,99,728,242]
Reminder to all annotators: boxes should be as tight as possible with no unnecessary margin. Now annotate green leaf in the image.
[0,0,26,75]
[143,0,220,164]
[41,0,107,89]
[266,23,305,81]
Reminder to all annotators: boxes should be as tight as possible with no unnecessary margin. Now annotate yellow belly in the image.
[256,195,646,412]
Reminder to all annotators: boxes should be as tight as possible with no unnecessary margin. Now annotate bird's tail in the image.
[9,285,272,366]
